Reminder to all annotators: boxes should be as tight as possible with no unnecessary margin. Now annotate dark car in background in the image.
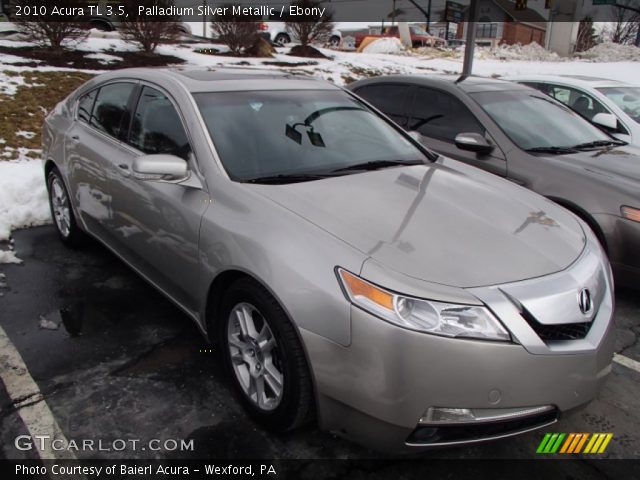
[348,75,640,287]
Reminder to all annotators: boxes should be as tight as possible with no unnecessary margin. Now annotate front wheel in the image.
[219,278,314,431]
[328,35,340,48]
[47,169,86,248]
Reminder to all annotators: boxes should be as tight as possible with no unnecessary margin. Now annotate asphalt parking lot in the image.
[1,226,639,470]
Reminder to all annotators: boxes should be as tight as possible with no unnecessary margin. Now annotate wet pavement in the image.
[1,226,639,466]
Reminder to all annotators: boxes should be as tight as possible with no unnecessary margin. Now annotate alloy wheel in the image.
[50,177,71,238]
[227,302,284,411]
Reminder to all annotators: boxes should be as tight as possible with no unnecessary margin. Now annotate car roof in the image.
[506,74,632,89]
[88,67,340,93]
[350,74,530,94]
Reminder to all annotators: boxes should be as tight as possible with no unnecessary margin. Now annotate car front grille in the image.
[520,307,593,341]
[528,321,593,341]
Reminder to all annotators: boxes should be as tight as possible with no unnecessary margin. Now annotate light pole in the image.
[202,0,207,38]
[462,0,480,76]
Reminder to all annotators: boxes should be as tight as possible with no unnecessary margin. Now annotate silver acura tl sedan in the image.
[42,68,615,453]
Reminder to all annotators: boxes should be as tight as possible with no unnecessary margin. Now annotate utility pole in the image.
[462,0,480,76]
[202,0,207,38]
[405,0,433,30]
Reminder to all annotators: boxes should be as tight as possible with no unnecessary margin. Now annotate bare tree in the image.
[285,0,334,47]
[119,0,181,54]
[576,16,597,52]
[211,5,261,55]
[606,0,640,45]
[15,0,87,51]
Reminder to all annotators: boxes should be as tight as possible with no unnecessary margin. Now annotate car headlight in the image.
[337,268,510,342]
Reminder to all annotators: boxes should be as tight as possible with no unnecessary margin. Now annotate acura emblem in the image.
[578,288,593,315]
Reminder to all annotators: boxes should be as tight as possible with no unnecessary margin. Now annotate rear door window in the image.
[353,84,412,127]
[547,85,609,121]
[90,82,136,140]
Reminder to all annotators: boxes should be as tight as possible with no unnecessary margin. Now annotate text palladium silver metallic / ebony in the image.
[41,68,615,453]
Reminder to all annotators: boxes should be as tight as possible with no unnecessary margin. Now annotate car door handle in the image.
[117,163,131,177]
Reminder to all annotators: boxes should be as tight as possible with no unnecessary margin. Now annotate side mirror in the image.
[592,113,618,132]
[454,133,494,154]
[132,154,188,182]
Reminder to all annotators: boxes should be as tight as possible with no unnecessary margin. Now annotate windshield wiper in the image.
[525,146,578,154]
[570,139,626,150]
[331,159,424,173]
[244,173,337,185]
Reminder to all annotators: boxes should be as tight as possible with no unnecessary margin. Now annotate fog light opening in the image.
[419,405,556,426]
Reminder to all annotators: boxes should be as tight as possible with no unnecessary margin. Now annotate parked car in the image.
[258,22,341,47]
[355,25,445,49]
[44,68,614,453]
[507,75,640,147]
[349,75,640,288]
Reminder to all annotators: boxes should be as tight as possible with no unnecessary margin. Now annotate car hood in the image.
[250,163,586,288]
[543,145,640,185]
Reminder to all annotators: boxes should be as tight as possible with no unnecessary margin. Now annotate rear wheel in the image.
[219,278,314,431]
[47,169,86,248]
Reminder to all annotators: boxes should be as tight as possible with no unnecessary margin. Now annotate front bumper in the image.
[302,242,615,453]
[302,301,614,453]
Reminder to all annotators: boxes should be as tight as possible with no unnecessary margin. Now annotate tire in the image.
[47,169,86,248]
[219,278,314,432]
[329,35,340,48]
[91,20,113,32]
[274,33,290,46]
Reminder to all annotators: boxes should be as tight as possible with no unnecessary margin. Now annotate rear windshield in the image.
[193,89,425,181]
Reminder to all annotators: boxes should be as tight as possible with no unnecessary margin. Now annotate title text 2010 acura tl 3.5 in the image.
[42,68,615,453]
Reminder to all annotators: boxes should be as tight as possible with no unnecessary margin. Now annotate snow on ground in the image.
[15,131,35,139]
[0,158,50,263]
[85,52,124,65]
[577,42,640,62]
[0,70,26,95]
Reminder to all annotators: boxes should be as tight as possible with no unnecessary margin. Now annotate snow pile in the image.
[0,159,50,263]
[576,42,640,62]
[477,42,563,62]
[362,37,405,54]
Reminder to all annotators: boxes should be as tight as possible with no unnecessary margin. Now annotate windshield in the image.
[194,90,426,182]
[471,90,612,151]
[597,87,640,124]
[410,26,428,35]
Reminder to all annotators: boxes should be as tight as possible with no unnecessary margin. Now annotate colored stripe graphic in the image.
[538,433,613,454]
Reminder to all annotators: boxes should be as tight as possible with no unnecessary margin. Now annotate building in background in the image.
[456,0,547,47]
